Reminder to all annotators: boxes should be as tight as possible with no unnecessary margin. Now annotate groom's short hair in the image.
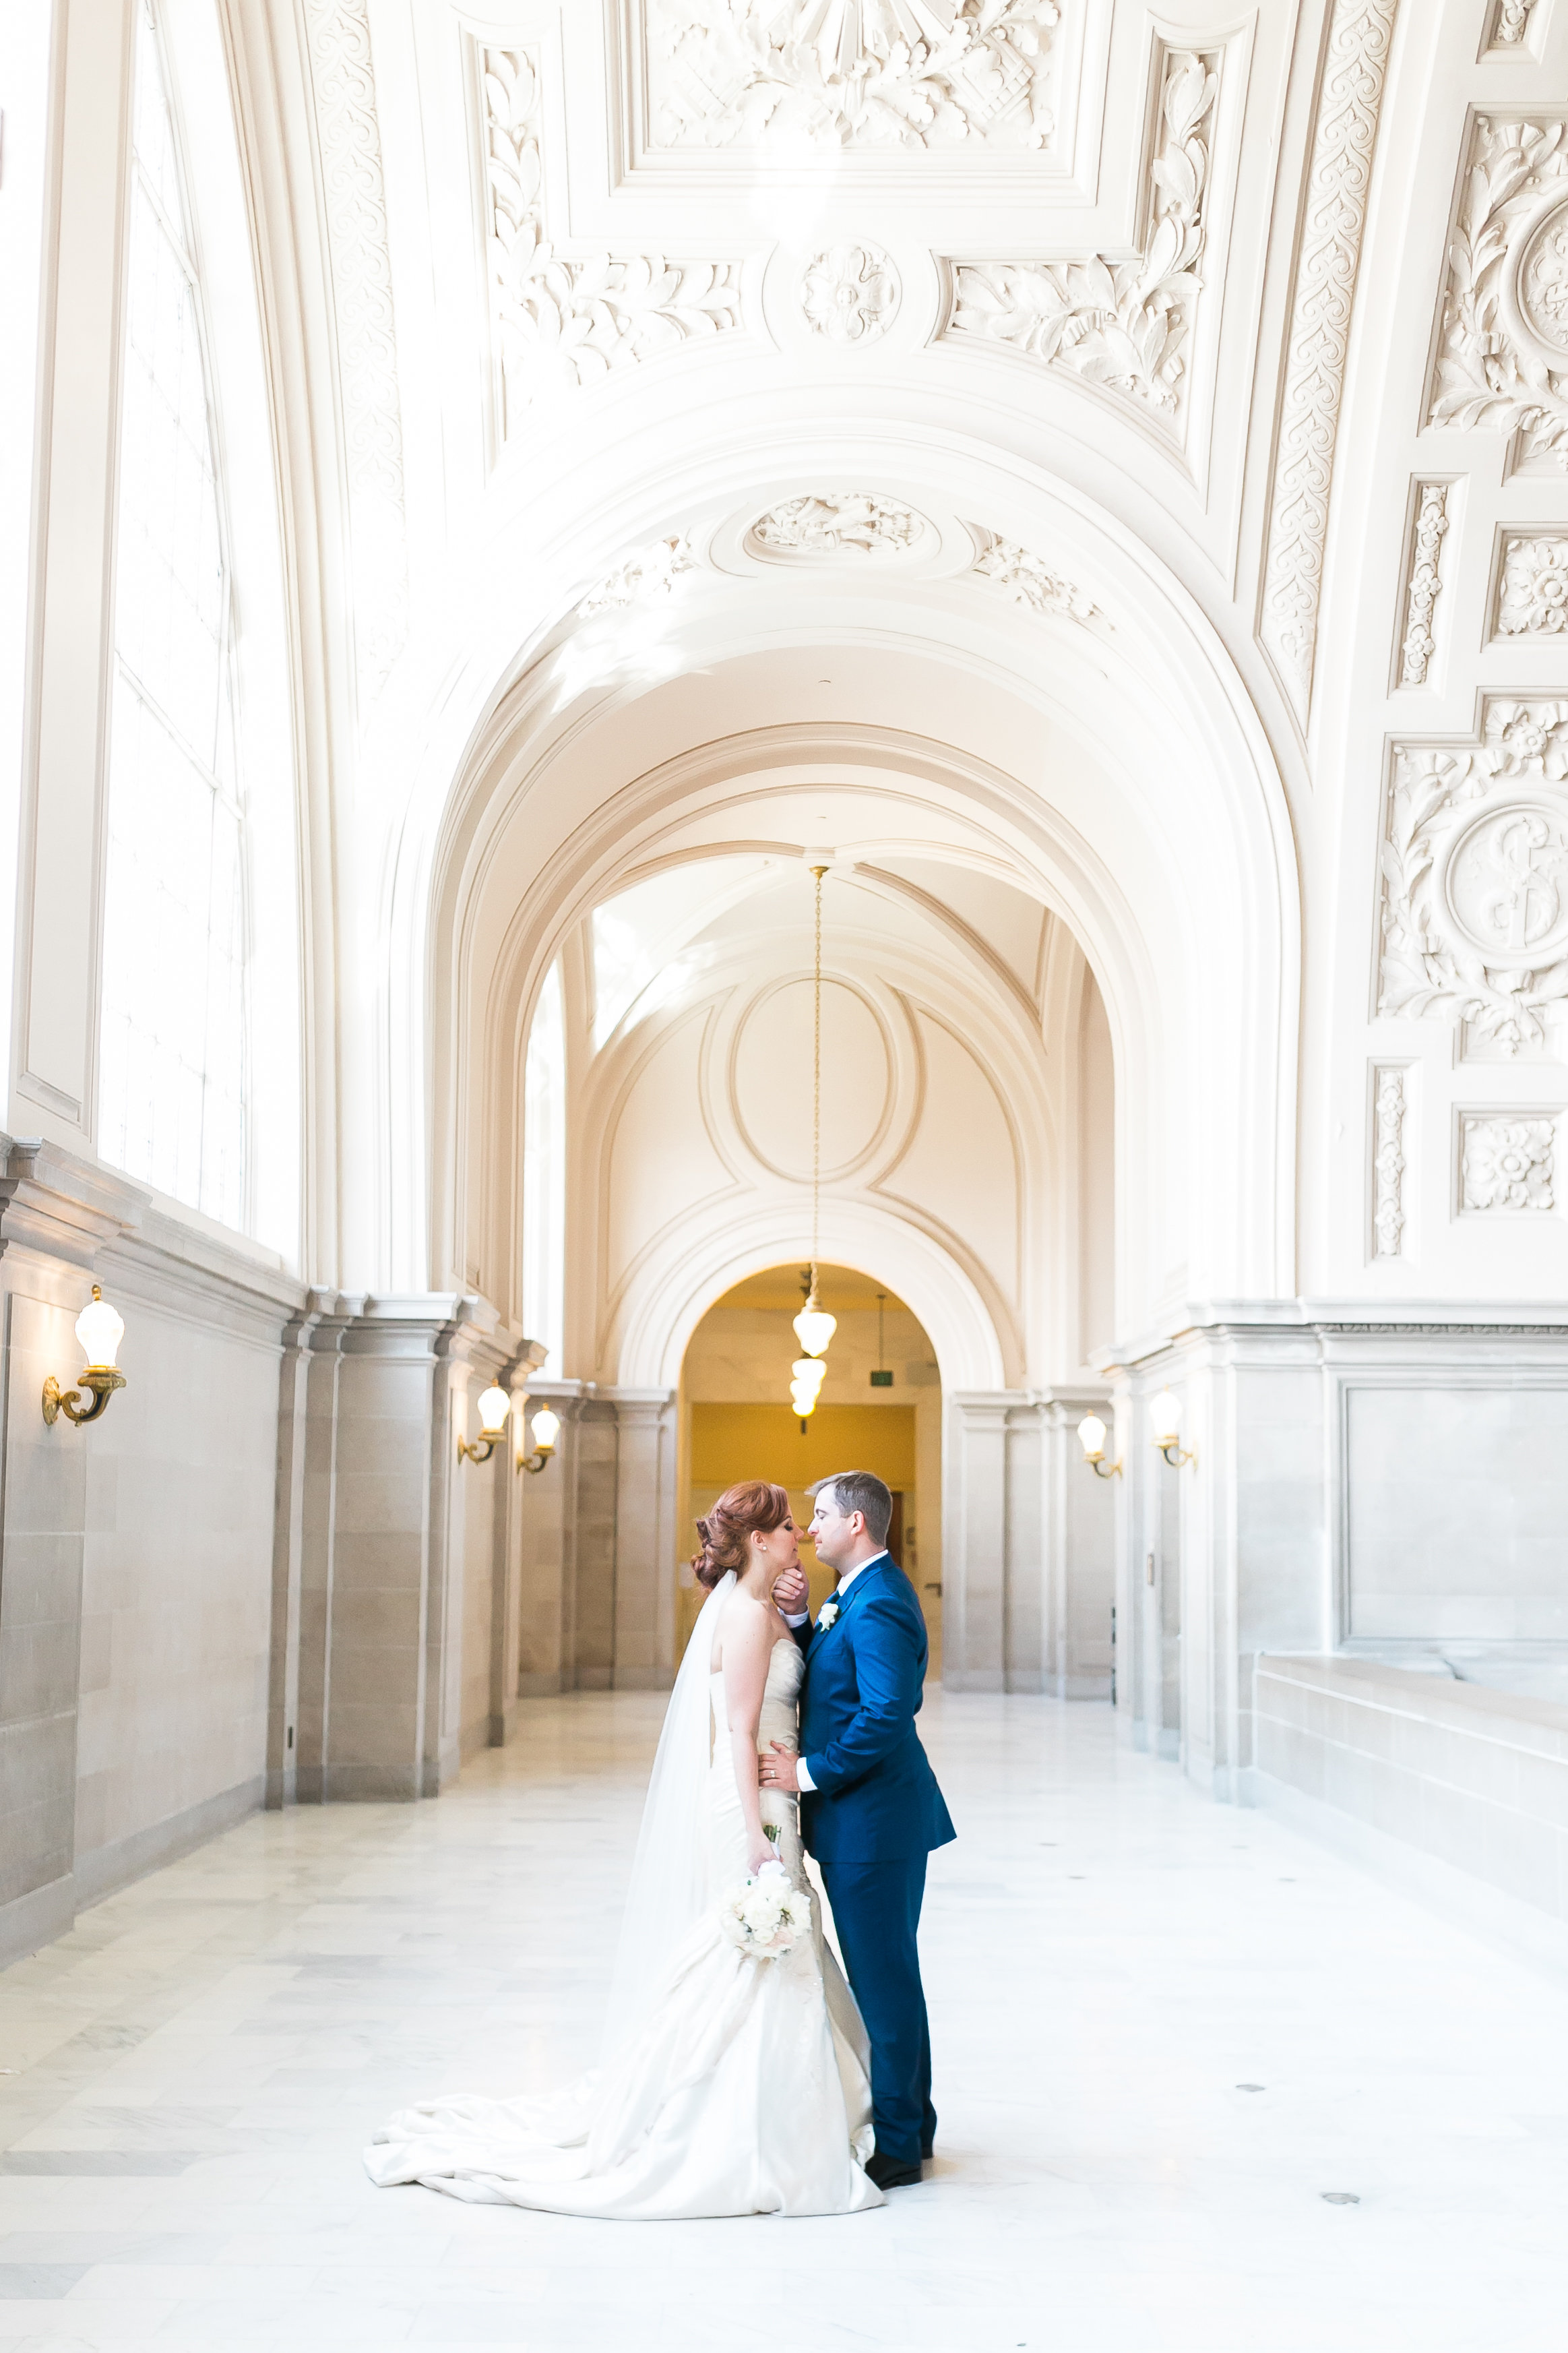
[808,1469,892,1547]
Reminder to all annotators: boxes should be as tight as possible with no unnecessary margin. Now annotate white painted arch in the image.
[362,416,1299,1352]
[617,1196,1009,1395]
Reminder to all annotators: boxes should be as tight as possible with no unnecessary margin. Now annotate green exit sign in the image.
[869,1369,893,1388]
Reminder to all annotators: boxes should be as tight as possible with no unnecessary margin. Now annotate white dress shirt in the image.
[786,1551,889,1793]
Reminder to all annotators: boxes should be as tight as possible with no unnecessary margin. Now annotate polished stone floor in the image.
[0,1692,1565,2351]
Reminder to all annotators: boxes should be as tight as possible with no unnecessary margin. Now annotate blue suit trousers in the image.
[821,1854,935,2168]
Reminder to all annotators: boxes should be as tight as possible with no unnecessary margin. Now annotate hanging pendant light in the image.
[788,865,836,1414]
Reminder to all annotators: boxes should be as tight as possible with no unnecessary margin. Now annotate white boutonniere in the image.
[817,1601,839,1630]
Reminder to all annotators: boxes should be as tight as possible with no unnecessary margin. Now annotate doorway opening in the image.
[678,1264,943,1674]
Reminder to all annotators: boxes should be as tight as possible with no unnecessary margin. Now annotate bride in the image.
[365,1480,882,2217]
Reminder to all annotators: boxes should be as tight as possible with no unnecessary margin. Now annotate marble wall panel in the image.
[1346,1386,1568,1641]
[1256,1655,1568,1929]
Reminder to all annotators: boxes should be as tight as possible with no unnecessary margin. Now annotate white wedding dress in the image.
[365,1601,881,2218]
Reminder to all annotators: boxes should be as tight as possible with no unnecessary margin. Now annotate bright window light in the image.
[97,0,245,1229]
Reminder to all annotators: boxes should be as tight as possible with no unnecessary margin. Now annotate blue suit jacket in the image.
[794,1554,956,1864]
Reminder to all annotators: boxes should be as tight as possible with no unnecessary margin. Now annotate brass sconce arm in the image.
[516,1403,560,1474]
[1086,1452,1123,1479]
[457,1432,500,1465]
[42,1286,127,1430]
[1155,1440,1197,1469]
[43,1366,126,1428]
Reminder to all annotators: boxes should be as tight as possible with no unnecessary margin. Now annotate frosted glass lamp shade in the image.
[76,1288,124,1370]
[1149,1390,1182,1449]
[476,1383,510,1439]
[1077,1413,1107,1463]
[791,1355,827,1393]
[530,1407,561,1454]
[792,1302,836,1358]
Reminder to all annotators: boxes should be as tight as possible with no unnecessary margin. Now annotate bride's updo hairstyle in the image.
[691,1480,790,1589]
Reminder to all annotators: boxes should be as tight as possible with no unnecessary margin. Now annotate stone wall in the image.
[1253,1652,1568,1962]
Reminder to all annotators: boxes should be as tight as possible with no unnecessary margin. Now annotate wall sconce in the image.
[1077,1412,1121,1478]
[458,1382,511,1465]
[518,1406,559,1475]
[1150,1388,1196,1468]
[42,1286,126,1428]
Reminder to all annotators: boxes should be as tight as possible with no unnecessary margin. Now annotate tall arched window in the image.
[522,962,567,1372]
[98,0,245,1228]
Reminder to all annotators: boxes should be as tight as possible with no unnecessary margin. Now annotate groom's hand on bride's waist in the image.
[759,1741,802,1793]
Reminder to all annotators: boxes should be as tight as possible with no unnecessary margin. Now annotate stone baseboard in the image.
[1251,1769,1568,1980]
[0,1873,77,1972]
[74,1774,266,1909]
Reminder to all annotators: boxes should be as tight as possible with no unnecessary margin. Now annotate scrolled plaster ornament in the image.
[1379,700,1568,1055]
[945,47,1217,424]
[1427,117,1568,468]
[481,48,743,435]
[579,533,702,614]
[969,532,1101,622]
[1496,534,1568,636]
[1259,0,1399,723]
[1488,0,1538,47]
[1399,483,1449,686]
[747,493,925,558]
[799,245,901,344]
[646,0,1061,153]
[303,0,408,700]
[1372,1066,1407,1258]
[1460,1115,1556,1211]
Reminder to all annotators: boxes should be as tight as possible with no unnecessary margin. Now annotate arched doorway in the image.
[679,1264,944,1668]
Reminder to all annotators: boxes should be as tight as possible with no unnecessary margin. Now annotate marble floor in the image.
[0,1694,1565,2352]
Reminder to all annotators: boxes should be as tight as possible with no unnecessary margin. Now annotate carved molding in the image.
[968,530,1102,622]
[480,47,743,437]
[1259,0,1399,726]
[1427,116,1568,470]
[943,46,1218,429]
[1460,1113,1557,1211]
[800,245,900,344]
[303,0,408,702]
[1372,1065,1407,1256]
[1399,483,1450,687]
[1495,534,1568,637]
[1379,700,1568,1055]
[746,493,927,559]
[644,1,1062,154]
[579,533,701,613]
[1486,0,1538,48]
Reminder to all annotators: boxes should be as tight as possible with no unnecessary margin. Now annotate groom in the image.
[763,1470,955,2191]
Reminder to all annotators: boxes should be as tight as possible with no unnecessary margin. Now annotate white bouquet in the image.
[717,1860,811,1961]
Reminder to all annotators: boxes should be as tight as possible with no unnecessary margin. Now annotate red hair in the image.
[691,1480,790,1589]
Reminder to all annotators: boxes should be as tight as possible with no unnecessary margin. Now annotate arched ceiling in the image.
[224,0,1568,1322]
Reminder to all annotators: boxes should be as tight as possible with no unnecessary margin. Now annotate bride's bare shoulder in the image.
[710,1587,778,1669]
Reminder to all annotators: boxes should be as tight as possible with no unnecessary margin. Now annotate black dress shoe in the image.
[865,2151,922,2190]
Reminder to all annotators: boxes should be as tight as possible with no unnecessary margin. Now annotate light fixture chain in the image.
[812,865,823,1283]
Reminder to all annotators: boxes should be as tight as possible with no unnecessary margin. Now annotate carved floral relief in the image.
[747,493,927,558]
[1372,1066,1407,1256]
[945,47,1217,425]
[1460,1115,1557,1211]
[1495,535,1568,637]
[969,532,1101,621]
[799,246,901,343]
[1487,0,1539,48]
[1399,483,1449,687]
[1259,0,1400,723]
[480,48,743,433]
[1380,700,1568,1055]
[579,534,702,613]
[644,0,1062,153]
[1428,117,1568,468]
